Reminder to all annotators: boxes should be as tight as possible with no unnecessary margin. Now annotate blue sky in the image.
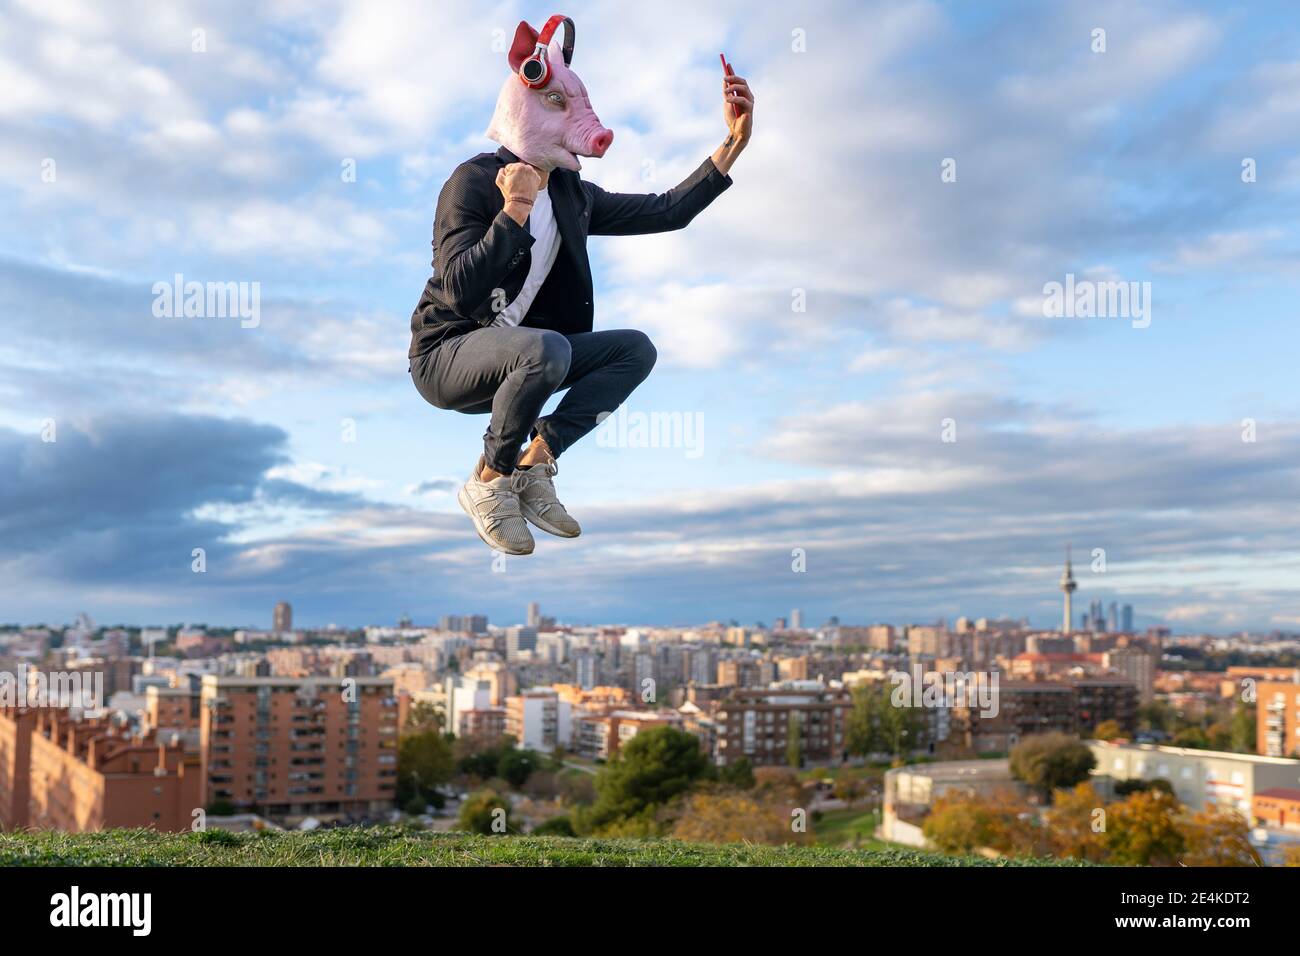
[2,0,1299,632]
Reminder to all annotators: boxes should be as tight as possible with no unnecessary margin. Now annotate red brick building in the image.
[199,675,398,820]
[0,706,201,831]
[1253,788,1300,830]
[715,684,852,767]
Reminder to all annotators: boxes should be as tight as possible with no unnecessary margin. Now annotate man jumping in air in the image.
[409,15,753,555]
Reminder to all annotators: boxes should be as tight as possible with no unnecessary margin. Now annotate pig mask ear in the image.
[507,21,539,74]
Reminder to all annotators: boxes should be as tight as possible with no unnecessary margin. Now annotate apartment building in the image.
[776,656,810,681]
[677,699,719,757]
[573,710,680,761]
[143,686,200,736]
[458,707,507,741]
[906,626,951,658]
[1026,634,1076,656]
[1073,678,1140,734]
[552,684,629,711]
[949,680,1075,752]
[462,662,518,706]
[382,664,434,698]
[715,683,851,767]
[1008,652,1101,679]
[0,707,201,831]
[1257,680,1300,757]
[505,688,572,752]
[717,658,761,688]
[1103,646,1157,705]
[199,675,398,821]
[1090,739,1300,816]
[447,671,512,741]
[948,679,1138,752]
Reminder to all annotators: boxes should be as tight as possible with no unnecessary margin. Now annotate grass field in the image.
[0,826,1089,867]
[812,808,894,850]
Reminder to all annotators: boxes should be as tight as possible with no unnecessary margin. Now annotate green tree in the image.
[1179,807,1261,866]
[1230,702,1257,754]
[922,795,994,854]
[397,730,455,807]
[1114,777,1174,798]
[1093,720,1123,741]
[458,789,513,834]
[1171,726,1210,749]
[531,815,575,837]
[1008,733,1095,802]
[1103,789,1185,865]
[671,792,806,846]
[833,772,867,807]
[786,713,803,769]
[846,683,926,758]
[1045,782,1107,863]
[719,756,756,790]
[586,726,711,833]
[403,701,444,736]
[1204,719,1233,752]
[1138,701,1176,734]
[557,771,596,806]
[922,788,1043,856]
[498,749,541,788]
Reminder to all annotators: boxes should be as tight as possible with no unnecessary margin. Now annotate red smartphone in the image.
[720,53,740,123]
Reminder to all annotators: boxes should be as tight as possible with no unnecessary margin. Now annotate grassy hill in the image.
[0,826,1088,867]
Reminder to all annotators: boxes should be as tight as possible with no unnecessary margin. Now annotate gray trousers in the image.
[411,326,657,474]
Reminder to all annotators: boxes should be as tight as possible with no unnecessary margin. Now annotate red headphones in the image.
[518,15,575,89]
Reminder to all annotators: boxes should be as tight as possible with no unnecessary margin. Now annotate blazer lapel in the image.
[550,171,592,294]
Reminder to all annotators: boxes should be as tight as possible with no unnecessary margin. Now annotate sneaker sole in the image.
[458,484,534,555]
[520,500,581,539]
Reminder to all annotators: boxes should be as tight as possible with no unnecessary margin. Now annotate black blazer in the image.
[409,146,733,358]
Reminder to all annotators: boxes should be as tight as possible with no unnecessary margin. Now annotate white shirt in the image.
[493,186,561,328]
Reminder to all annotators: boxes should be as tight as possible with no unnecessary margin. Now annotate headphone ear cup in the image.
[521,54,548,87]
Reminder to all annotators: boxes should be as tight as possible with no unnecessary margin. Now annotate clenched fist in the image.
[496,162,543,206]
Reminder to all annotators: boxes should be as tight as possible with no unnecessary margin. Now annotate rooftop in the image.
[886,759,1012,782]
[1255,788,1300,801]
[199,675,394,687]
[1091,739,1300,766]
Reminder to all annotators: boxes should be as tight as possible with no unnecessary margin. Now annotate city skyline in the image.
[0,590,1165,636]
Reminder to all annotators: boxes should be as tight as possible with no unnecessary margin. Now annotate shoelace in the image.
[516,462,559,516]
[478,473,529,532]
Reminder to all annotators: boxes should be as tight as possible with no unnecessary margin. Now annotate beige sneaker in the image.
[457,457,535,555]
[515,461,581,538]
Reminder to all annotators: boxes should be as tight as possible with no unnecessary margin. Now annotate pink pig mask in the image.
[485,16,614,172]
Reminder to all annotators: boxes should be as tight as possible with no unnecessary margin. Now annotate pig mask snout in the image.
[484,18,614,172]
[589,128,613,157]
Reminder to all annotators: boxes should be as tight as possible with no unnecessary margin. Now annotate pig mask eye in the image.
[544,91,566,108]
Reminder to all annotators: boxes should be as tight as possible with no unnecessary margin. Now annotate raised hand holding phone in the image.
[712,54,753,175]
